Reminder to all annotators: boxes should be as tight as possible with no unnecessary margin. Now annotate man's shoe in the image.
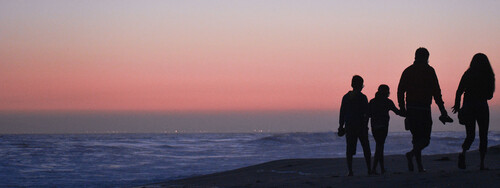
[458,153,466,169]
[406,152,414,172]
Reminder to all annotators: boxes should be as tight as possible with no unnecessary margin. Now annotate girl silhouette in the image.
[369,84,403,174]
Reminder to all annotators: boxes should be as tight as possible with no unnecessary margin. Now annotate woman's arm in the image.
[453,72,467,113]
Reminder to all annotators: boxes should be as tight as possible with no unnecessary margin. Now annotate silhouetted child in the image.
[368,84,403,174]
[338,75,372,176]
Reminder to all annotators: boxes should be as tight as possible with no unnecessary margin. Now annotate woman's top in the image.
[455,70,494,105]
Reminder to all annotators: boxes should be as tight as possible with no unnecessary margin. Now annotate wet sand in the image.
[140,145,500,188]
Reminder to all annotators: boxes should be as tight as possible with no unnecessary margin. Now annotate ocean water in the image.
[1,132,499,187]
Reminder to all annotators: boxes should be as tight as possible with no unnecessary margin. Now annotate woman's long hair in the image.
[467,53,495,99]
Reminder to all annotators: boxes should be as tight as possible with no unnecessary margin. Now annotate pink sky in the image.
[1,1,499,112]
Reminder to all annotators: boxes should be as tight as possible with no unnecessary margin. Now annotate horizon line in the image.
[2,105,500,114]
[0,108,339,114]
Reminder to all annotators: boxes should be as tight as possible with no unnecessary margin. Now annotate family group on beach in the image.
[338,47,495,176]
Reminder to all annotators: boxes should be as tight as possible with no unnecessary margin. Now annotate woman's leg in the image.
[459,121,475,169]
[462,122,476,152]
[477,104,489,170]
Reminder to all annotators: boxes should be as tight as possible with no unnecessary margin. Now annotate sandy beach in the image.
[140,145,500,188]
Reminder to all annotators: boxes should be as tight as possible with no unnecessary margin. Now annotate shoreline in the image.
[140,144,500,187]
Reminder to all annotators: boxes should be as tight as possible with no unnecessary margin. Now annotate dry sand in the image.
[140,145,500,188]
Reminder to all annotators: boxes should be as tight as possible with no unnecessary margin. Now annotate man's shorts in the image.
[406,107,432,150]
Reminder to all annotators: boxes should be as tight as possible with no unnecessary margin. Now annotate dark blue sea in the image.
[1,132,499,187]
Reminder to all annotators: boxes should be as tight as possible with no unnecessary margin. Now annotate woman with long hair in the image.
[452,53,495,170]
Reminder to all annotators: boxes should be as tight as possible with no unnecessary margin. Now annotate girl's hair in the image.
[375,84,390,98]
[467,53,495,96]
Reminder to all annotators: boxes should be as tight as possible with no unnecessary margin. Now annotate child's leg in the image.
[359,128,372,174]
[371,128,380,172]
[345,131,357,176]
[379,127,388,173]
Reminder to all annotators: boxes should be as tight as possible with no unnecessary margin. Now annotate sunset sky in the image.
[1,0,499,112]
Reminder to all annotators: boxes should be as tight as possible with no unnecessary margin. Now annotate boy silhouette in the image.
[338,75,372,176]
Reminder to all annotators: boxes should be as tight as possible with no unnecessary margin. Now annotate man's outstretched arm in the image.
[453,73,467,113]
[431,68,453,124]
[430,68,448,116]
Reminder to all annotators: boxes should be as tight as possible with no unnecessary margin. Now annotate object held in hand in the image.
[439,115,453,124]
[337,127,346,137]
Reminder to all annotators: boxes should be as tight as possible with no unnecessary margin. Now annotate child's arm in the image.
[366,102,372,128]
[339,95,346,129]
[367,100,373,118]
[363,97,370,127]
[338,95,347,136]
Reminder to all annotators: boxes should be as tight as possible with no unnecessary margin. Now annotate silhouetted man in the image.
[398,47,453,172]
[338,75,372,176]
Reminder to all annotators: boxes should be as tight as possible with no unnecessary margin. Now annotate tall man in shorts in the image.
[398,47,453,172]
